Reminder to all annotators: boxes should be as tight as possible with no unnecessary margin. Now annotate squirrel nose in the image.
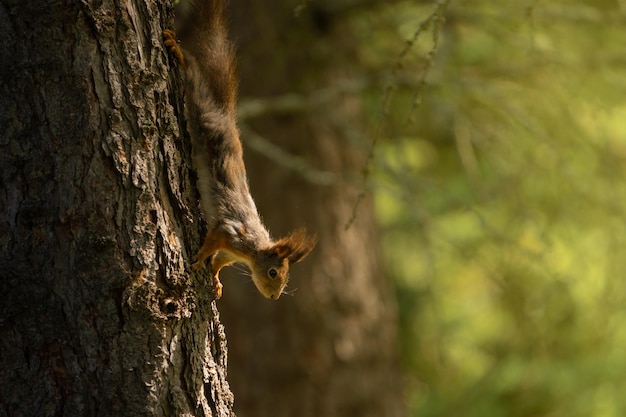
[270,294,279,300]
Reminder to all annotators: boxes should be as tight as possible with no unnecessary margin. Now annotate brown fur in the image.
[163,0,316,299]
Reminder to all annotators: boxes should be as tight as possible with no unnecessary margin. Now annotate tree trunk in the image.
[218,2,405,416]
[0,1,233,416]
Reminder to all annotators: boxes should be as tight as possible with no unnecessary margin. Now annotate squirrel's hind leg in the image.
[163,29,186,67]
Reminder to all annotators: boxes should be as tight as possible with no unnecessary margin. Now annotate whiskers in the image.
[281,287,298,297]
[224,263,258,295]
[230,263,251,278]
[225,263,298,298]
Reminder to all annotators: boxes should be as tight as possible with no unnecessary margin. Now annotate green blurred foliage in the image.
[350,1,626,416]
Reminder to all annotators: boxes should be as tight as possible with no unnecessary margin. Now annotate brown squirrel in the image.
[163,0,317,300]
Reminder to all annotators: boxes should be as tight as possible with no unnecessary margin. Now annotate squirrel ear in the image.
[272,228,318,264]
[271,244,291,259]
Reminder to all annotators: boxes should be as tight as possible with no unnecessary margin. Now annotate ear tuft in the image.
[271,228,317,264]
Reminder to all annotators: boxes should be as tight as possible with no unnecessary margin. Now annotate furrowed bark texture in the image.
[218,1,405,417]
[0,1,233,416]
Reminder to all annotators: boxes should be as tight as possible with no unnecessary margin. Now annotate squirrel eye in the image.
[268,268,278,279]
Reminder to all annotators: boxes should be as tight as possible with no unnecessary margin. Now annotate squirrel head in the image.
[250,228,317,300]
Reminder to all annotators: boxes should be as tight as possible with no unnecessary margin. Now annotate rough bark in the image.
[0,1,233,416]
[218,2,405,417]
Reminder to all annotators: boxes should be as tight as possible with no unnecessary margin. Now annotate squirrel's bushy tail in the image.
[176,0,237,117]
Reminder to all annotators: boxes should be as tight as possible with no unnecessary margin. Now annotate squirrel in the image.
[163,0,317,300]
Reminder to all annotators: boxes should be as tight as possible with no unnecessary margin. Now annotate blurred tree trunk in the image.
[0,1,234,416]
[220,2,404,416]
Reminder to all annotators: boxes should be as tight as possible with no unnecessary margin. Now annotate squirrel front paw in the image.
[191,249,211,271]
[212,275,223,299]
[191,253,204,271]
[191,253,222,298]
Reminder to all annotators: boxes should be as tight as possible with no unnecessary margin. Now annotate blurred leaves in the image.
[349,1,626,416]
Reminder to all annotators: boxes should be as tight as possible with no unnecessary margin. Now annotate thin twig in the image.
[344,0,451,230]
